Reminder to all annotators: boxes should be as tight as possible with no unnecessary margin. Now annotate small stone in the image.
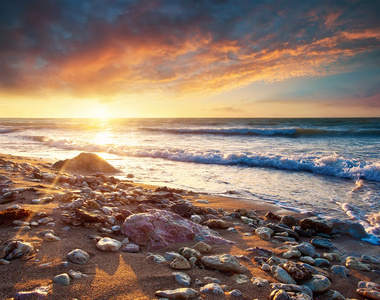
[165,251,183,261]
[230,274,250,284]
[120,243,139,253]
[0,259,10,265]
[201,254,241,273]
[361,255,380,265]
[43,233,61,242]
[155,288,199,299]
[302,275,331,293]
[173,272,191,286]
[1,240,35,260]
[331,265,350,278]
[323,290,346,300]
[14,286,50,300]
[323,252,342,262]
[314,258,330,267]
[262,264,271,271]
[204,219,229,229]
[68,270,86,279]
[311,238,334,249]
[270,283,313,298]
[300,217,333,234]
[200,283,225,295]
[255,226,274,241]
[251,277,269,287]
[190,215,202,224]
[345,256,371,272]
[192,241,212,254]
[52,273,70,286]
[283,249,301,259]
[179,247,201,260]
[296,242,316,258]
[270,289,290,300]
[170,256,191,270]
[203,277,222,284]
[357,287,380,300]
[282,261,312,280]
[227,289,242,297]
[300,256,315,264]
[67,249,90,265]
[270,265,296,284]
[96,237,122,251]
[148,254,166,264]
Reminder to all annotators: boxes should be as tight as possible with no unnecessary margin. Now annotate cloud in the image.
[0,0,379,101]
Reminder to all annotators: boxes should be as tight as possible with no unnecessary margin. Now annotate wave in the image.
[141,127,380,138]
[30,135,380,182]
[0,128,20,134]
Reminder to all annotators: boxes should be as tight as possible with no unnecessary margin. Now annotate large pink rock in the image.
[121,210,234,249]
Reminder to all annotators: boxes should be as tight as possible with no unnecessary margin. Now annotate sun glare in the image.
[93,132,113,145]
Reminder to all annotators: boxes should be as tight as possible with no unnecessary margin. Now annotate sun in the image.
[93,131,113,145]
[90,105,109,118]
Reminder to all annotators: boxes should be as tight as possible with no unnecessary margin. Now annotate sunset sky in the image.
[1,0,379,118]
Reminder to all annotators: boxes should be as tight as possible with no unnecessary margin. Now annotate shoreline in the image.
[1,153,379,300]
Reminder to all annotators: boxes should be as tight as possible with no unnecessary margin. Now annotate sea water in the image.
[0,118,379,243]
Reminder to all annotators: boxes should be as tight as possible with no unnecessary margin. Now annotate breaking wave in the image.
[30,135,380,182]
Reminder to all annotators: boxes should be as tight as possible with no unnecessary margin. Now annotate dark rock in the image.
[293,226,314,237]
[267,224,299,240]
[52,152,121,174]
[311,238,334,249]
[0,207,32,224]
[170,203,191,217]
[295,242,316,258]
[244,247,273,258]
[331,219,368,238]
[75,209,104,223]
[203,219,229,229]
[314,258,330,268]
[265,212,281,221]
[279,215,300,227]
[300,217,333,234]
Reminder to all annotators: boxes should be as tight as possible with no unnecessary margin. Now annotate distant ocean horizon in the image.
[1,117,379,244]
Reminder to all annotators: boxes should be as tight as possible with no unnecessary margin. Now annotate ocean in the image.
[0,118,379,244]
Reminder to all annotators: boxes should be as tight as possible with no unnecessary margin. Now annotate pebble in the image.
[311,238,334,249]
[43,233,61,242]
[0,259,10,265]
[345,256,371,272]
[96,237,122,251]
[14,286,50,300]
[300,256,315,264]
[192,241,212,254]
[323,252,342,262]
[173,272,191,286]
[200,283,225,295]
[120,243,139,253]
[331,265,350,278]
[67,249,90,265]
[203,277,222,284]
[262,264,271,271]
[283,249,301,259]
[251,277,269,287]
[155,288,199,299]
[296,242,316,258]
[200,254,241,273]
[190,215,202,224]
[52,273,71,286]
[170,256,191,270]
[68,270,87,279]
[148,254,166,264]
[227,289,243,297]
[314,258,330,267]
[230,274,250,284]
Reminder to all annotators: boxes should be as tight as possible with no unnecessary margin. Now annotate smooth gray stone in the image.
[52,273,70,286]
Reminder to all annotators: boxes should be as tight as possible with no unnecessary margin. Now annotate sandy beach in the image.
[1,153,379,300]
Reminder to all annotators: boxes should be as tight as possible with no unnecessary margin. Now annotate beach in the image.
[1,153,379,300]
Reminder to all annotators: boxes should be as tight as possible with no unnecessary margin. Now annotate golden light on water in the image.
[93,132,113,145]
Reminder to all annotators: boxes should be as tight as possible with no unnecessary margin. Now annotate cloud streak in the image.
[0,0,379,103]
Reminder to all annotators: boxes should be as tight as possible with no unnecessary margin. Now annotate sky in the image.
[0,0,380,118]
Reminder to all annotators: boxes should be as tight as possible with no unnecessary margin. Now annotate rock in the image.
[0,259,10,265]
[283,249,301,259]
[227,289,243,297]
[279,215,300,227]
[230,274,250,284]
[0,207,31,224]
[148,254,166,264]
[314,258,330,268]
[121,210,234,249]
[345,256,371,271]
[265,212,281,221]
[170,256,191,270]
[165,251,183,261]
[270,265,296,284]
[267,224,300,240]
[245,247,273,258]
[43,233,61,242]
[267,256,286,266]
[200,283,225,295]
[311,238,334,249]
[120,243,140,253]
[323,252,342,262]
[203,219,229,229]
[52,152,121,173]
[0,240,34,260]
[170,203,191,217]
[155,288,199,299]
[295,242,316,258]
[331,265,350,278]
[179,247,201,260]
[67,249,90,265]
[323,290,346,300]
[270,289,290,300]
[300,217,333,234]
[173,272,191,286]
[300,256,315,265]
[14,286,50,300]
[262,264,271,271]
[255,227,274,241]
[201,254,241,273]
[68,270,87,279]
[251,277,269,287]
[293,226,314,238]
[192,241,212,254]
[190,215,202,224]
[331,219,368,238]
[282,261,312,281]
[203,277,222,284]
[75,209,104,223]
[357,286,380,300]
[270,283,313,297]
[301,275,331,293]
[96,237,121,251]
[361,255,380,265]
[52,273,70,286]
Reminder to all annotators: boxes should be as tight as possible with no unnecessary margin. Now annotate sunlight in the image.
[93,131,113,145]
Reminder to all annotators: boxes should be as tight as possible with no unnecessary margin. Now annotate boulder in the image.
[331,219,368,238]
[255,227,274,241]
[300,217,333,234]
[52,152,121,173]
[121,210,234,249]
[295,242,316,258]
[270,265,296,284]
[279,215,300,227]
[311,238,334,249]
[201,254,241,273]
